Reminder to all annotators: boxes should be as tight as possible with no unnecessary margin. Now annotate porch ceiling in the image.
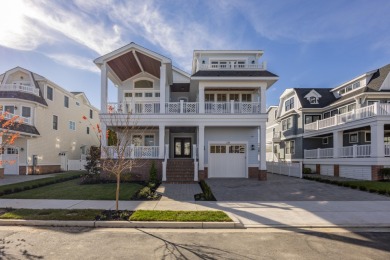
[107,51,161,82]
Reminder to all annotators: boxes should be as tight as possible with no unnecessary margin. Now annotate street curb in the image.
[0,219,243,229]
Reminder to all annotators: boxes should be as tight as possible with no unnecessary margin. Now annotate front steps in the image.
[166,159,196,183]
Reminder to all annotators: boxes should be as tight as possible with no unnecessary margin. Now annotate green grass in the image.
[129,210,232,222]
[1,179,143,200]
[342,181,390,193]
[0,171,83,196]
[0,208,101,220]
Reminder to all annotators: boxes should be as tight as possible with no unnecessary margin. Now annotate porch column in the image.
[0,136,3,175]
[259,123,266,171]
[260,87,266,114]
[199,84,205,113]
[333,130,343,158]
[159,124,165,159]
[159,64,166,114]
[371,122,385,158]
[101,123,107,147]
[198,125,205,170]
[100,62,108,113]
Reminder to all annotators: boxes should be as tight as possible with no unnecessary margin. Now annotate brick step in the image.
[164,181,198,184]
[167,169,194,173]
[165,178,195,182]
[167,167,194,170]
[166,175,194,178]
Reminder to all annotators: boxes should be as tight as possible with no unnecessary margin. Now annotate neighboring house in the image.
[0,67,100,175]
[95,42,278,182]
[267,64,390,180]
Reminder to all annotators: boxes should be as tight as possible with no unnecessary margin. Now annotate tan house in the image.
[0,67,100,176]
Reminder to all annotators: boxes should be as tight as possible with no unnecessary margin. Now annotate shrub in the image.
[13,187,22,193]
[359,186,367,191]
[136,187,152,199]
[379,168,390,180]
[84,146,101,175]
[378,189,387,195]
[330,180,338,185]
[368,188,376,193]
[149,161,158,184]
[303,168,312,174]
[343,183,350,187]
[3,189,12,195]
[350,184,358,189]
[148,182,157,189]
[79,174,101,185]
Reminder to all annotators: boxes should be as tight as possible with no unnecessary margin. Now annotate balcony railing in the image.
[304,145,372,159]
[1,112,32,125]
[385,144,390,157]
[198,63,266,70]
[0,83,40,96]
[107,101,261,114]
[304,103,390,132]
[102,146,159,159]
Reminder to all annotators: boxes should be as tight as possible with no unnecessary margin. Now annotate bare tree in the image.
[83,107,148,211]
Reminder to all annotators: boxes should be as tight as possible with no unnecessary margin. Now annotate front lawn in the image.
[0,208,101,220]
[1,179,143,200]
[342,181,390,193]
[129,210,232,222]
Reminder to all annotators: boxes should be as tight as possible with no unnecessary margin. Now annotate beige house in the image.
[0,67,100,176]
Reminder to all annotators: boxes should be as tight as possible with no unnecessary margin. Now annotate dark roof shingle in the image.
[294,88,337,108]
[0,91,48,106]
[0,120,40,135]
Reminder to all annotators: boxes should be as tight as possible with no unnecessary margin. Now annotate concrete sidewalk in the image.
[2,199,390,228]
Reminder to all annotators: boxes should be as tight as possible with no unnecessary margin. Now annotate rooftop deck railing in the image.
[0,83,40,96]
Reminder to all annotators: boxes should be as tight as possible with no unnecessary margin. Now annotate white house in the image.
[0,67,100,176]
[94,43,278,182]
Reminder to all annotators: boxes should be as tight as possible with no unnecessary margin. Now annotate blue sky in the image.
[1,0,390,109]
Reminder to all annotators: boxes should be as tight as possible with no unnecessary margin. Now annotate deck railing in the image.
[1,112,32,125]
[304,103,390,132]
[198,63,265,70]
[107,101,261,114]
[304,145,372,159]
[0,83,40,96]
[102,146,159,159]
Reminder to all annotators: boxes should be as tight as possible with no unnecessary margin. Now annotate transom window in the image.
[134,80,153,88]
[205,93,252,102]
[338,81,361,95]
[285,97,294,111]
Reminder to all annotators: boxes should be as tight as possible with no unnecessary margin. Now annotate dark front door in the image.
[174,138,191,158]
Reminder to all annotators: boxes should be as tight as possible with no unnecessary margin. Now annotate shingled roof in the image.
[191,70,278,77]
[0,91,47,106]
[365,63,390,92]
[294,88,337,108]
[0,120,40,135]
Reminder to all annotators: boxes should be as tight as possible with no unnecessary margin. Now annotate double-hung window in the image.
[285,141,295,155]
[285,97,294,111]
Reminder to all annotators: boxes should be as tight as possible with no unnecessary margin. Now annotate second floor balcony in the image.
[107,101,261,115]
[304,144,390,159]
[1,112,32,125]
[304,103,390,132]
[0,83,40,96]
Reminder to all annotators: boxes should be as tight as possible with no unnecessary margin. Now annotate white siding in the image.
[320,165,334,176]
[339,166,371,180]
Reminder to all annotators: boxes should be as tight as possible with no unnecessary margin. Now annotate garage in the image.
[340,165,371,180]
[208,144,246,178]
[320,165,334,176]
[3,147,19,175]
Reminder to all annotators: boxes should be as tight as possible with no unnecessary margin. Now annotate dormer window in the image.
[337,81,361,96]
[285,97,294,111]
[309,97,318,104]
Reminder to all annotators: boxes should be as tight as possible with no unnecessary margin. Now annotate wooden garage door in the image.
[340,166,371,180]
[208,144,246,178]
[320,165,334,176]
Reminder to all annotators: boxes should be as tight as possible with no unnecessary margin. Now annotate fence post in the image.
[300,161,303,178]
[180,100,184,114]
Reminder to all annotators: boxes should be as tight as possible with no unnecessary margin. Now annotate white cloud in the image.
[46,53,100,73]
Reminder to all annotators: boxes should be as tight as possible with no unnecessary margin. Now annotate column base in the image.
[198,168,208,180]
[334,165,339,177]
[372,165,384,181]
[259,170,267,181]
[0,168,4,179]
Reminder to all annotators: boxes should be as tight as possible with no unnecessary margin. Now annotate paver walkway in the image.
[206,173,390,201]
[156,183,202,201]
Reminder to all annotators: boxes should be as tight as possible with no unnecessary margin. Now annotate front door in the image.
[174,138,191,158]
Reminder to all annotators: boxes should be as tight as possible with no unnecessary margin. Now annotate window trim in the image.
[322,137,328,145]
[365,132,371,143]
[53,115,58,130]
[46,86,53,101]
[69,120,76,131]
[89,109,93,119]
[284,97,294,112]
[282,117,292,131]
[21,106,32,118]
[349,132,358,143]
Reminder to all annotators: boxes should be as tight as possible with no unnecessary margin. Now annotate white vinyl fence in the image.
[266,161,302,178]
[67,159,87,171]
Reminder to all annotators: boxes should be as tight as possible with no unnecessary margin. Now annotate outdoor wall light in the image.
[251,144,255,150]
[20,148,24,152]
[202,60,205,64]
[251,60,255,64]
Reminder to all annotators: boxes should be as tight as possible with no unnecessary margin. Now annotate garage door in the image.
[340,166,371,180]
[320,165,334,176]
[3,147,19,175]
[209,144,246,178]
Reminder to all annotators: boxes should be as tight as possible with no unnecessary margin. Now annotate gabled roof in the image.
[365,63,390,92]
[294,88,336,108]
[191,70,278,77]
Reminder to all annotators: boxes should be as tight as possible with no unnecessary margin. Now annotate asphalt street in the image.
[1,226,390,259]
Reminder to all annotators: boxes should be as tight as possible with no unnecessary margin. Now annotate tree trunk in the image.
[116,174,120,211]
